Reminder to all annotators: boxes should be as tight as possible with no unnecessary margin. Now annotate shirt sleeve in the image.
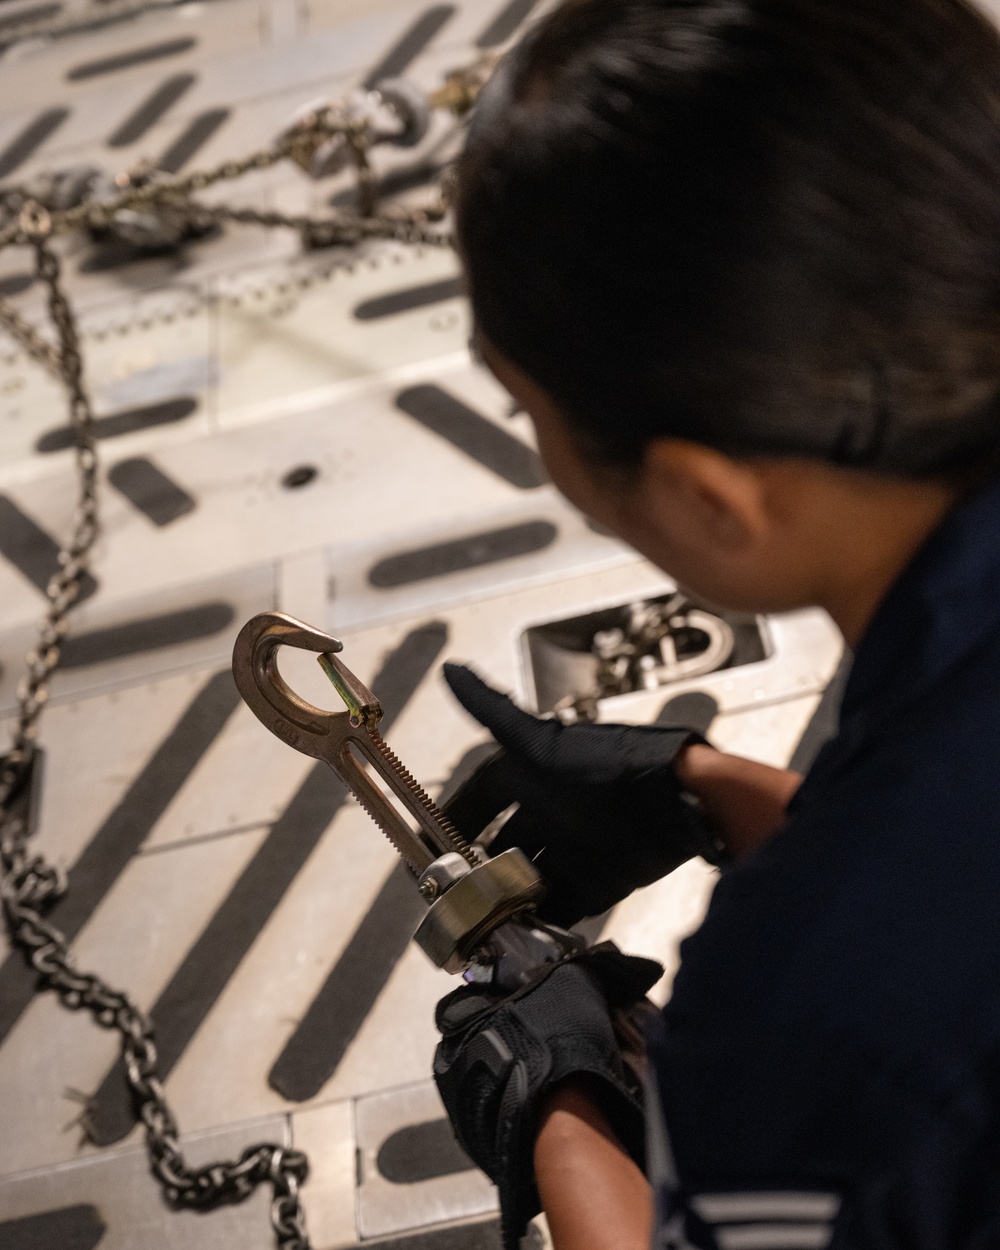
[645,1065,843,1250]
[646,1053,1000,1250]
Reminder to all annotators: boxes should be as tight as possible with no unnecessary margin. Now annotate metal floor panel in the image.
[0,0,847,1244]
[0,576,841,1167]
[356,1081,495,1239]
[0,1116,292,1249]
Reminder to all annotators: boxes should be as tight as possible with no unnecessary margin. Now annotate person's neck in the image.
[819,474,964,648]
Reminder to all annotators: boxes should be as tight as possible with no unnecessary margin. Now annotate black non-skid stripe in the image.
[0,1205,106,1250]
[107,73,196,148]
[0,272,33,297]
[87,621,449,1145]
[269,862,423,1100]
[655,690,719,736]
[268,739,498,1101]
[59,602,234,669]
[788,650,851,774]
[0,108,69,180]
[36,397,197,453]
[354,276,463,321]
[157,108,229,173]
[361,1219,504,1250]
[475,0,540,47]
[0,495,97,601]
[78,239,176,273]
[330,159,445,208]
[67,38,196,81]
[0,670,241,1049]
[395,385,547,490]
[363,5,455,88]
[107,456,196,526]
[0,2,60,33]
[377,1117,474,1184]
[369,520,557,589]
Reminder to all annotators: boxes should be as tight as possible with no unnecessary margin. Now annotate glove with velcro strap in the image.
[433,943,663,1248]
[442,662,724,928]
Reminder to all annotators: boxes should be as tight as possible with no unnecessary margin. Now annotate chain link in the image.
[0,54,489,1245]
[0,113,453,251]
[0,221,314,1249]
[0,296,60,374]
[0,231,98,791]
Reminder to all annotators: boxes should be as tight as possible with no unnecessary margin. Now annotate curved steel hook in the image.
[232,611,453,873]
[231,611,379,759]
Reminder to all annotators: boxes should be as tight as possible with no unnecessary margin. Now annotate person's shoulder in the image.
[673,662,1000,1037]
[654,647,1000,1171]
[652,618,1000,1190]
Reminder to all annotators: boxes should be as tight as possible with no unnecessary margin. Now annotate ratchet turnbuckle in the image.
[231,613,580,987]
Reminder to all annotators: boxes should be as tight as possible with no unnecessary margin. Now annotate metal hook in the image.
[232,611,463,874]
[231,611,380,757]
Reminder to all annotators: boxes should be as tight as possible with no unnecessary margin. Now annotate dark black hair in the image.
[457,0,1000,474]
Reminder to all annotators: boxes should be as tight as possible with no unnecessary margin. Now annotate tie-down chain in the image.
[0,49,500,1250]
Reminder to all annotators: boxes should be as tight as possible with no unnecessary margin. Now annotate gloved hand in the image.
[442,663,723,927]
[433,943,663,1248]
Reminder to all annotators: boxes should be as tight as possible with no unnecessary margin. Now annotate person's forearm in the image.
[534,1081,653,1250]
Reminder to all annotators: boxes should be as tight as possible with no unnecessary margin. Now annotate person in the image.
[428,0,1000,1247]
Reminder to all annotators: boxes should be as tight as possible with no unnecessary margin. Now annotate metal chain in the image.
[0,213,313,1248]
[0,117,453,251]
[203,201,452,248]
[0,214,100,785]
[0,296,60,374]
[0,56,484,1243]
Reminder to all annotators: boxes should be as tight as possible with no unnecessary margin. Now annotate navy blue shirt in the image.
[651,475,1000,1249]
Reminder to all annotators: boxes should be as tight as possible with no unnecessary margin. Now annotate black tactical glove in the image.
[442,663,722,928]
[434,944,663,1248]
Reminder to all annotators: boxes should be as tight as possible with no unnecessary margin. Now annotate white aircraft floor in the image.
[0,1,843,1247]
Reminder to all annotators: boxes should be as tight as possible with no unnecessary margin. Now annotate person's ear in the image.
[639,439,770,554]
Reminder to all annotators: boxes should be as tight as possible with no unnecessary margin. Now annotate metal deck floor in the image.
[0,1,844,1246]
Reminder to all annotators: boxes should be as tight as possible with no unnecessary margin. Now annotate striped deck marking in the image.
[331,159,447,207]
[368,520,557,588]
[106,456,196,527]
[363,5,455,89]
[67,38,196,82]
[0,3,60,34]
[0,495,98,601]
[59,603,234,669]
[88,621,449,1145]
[0,108,69,180]
[475,0,540,47]
[0,273,33,297]
[269,861,423,1100]
[353,276,463,321]
[655,691,719,735]
[268,739,498,1100]
[0,1205,106,1250]
[78,239,167,274]
[377,1118,473,1183]
[107,74,196,148]
[36,397,198,453]
[394,385,547,489]
[157,108,230,174]
[0,671,242,1048]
